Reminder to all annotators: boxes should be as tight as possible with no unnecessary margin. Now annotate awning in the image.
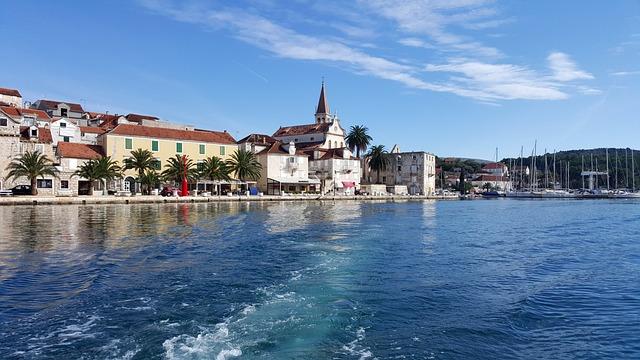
[268,177,320,185]
[342,181,356,188]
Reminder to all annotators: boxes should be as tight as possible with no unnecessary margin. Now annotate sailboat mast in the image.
[553,150,557,190]
[626,148,629,189]
[615,149,619,190]
[633,149,636,192]
[520,146,524,191]
[567,161,570,190]
[581,155,585,190]
[606,148,610,191]
[544,149,549,189]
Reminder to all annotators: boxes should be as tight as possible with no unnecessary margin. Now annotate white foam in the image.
[216,348,242,360]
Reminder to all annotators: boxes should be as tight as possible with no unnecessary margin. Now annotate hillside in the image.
[501,148,640,189]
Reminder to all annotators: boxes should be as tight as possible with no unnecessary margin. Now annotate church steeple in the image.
[315,81,330,123]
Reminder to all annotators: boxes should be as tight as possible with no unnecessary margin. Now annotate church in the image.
[272,83,362,194]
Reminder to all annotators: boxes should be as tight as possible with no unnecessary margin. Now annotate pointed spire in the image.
[316,80,329,115]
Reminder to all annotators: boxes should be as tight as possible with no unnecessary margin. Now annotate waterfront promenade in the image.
[0,194,451,206]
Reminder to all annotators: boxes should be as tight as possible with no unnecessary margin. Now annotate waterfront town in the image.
[0,84,444,199]
[2,84,637,201]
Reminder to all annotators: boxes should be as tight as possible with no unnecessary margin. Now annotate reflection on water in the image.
[0,200,639,359]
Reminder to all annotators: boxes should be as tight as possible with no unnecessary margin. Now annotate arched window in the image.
[328,141,332,149]
[334,140,338,148]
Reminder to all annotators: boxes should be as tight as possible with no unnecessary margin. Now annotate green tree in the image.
[366,145,390,184]
[5,150,59,195]
[226,149,262,190]
[200,156,231,194]
[73,156,122,196]
[345,125,373,158]
[162,154,198,184]
[139,170,161,193]
[482,182,492,191]
[124,148,155,193]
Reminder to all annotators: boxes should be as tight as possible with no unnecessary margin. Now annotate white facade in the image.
[50,118,81,145]
[0,91,22,107]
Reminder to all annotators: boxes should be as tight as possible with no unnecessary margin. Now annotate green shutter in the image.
[125,138,132,149]
[152,140,159,152]
[220,146,225,155]
[153,160,161,170]
[176,142,182,153]
[199,144,205,154]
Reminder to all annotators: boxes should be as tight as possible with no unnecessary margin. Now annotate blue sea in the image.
[0,200,639,359]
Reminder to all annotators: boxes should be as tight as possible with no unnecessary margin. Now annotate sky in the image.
[1,1,639,159]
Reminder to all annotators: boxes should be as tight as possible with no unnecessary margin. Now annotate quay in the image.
[0,194,454,206]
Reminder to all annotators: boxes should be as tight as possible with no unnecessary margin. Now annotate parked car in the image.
[11,185,32,195]
[160,186,181,197]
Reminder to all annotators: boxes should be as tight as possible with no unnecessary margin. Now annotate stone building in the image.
[32,99,85,119]
[56,142,105,195]
[363,145,437,195]
[0,87,22,107]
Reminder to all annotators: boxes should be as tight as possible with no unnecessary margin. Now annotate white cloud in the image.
[138,0,596,103]
[611,70,640,76]
[547,52,593,81]
[398,37,435,48]
[425,60,568,101]
[359,0,503,58]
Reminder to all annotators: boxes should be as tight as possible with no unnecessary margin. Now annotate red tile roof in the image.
[237,133,277,145]
[79,126,106,134]
[1,106,51,121]
[0,87,21,97]
[256,141,305,156]
[34,99,84,113]
[19,126,53,143]
[304,148,353,160]
[125,113,159,122]
[482,162,507,170]
[57,142,104,160]
[108,124,237,144]
[273,123,331,137]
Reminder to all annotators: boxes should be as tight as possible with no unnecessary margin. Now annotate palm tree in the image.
[345,125,373,158]
[200,156,231,195]
[73,156,122,195]
[161,154,198,184]
[367,145,390,184]
[95,156,123,194]
[5,150,59,195]
[124,148,155,193]
[139,170,161,194]
[226,149,262,190]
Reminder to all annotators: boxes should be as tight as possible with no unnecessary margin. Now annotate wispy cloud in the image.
[138,0,596,102]
[611,70,640,76]
[547,52,593,81]
[360,0,504,58]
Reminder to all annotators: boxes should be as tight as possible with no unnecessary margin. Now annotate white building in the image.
[0,87,23,107]
[272,83,361,194]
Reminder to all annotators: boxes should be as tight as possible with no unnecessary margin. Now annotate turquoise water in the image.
[0,200,639,359]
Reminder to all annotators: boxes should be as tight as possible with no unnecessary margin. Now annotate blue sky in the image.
[1,1,639,159]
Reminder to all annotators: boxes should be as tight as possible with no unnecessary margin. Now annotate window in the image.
[62,136,70,142]
[289,157,295,163]
[310,137,314,141]
[60,180,69,189]
[219,146,225,155]
[60,108,68,117]
[152,160,161,170]
[151,140,159,152]
[382,176,387,183]
[398,166,402,172]
[125,138,133,149]
[31,129,38,137]
[176,142,183,153]
[199,144,205,154]
[0,118,7,126]
[59,122,66,128]
[294,138,298,142]
[37,179,53,188]
[197,161,205,171]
